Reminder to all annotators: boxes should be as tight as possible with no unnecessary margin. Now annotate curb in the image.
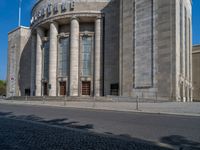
[1,100,200,117]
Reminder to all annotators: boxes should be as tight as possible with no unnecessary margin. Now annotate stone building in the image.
[7,0,192,102]
[192,45,200,101]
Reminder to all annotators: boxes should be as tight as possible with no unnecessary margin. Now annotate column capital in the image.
[36,27,44,36]
[49,21,58,26]
[96,16,102,20]
[71,15,80,21]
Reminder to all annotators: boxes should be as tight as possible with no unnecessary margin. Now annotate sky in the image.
[0,0,200,80]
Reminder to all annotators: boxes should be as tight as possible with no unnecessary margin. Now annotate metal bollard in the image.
[43,96,45,104]
[64,95,67,106]
[136,96,139,110]
[93,97,96,108]
[155,93,158,103]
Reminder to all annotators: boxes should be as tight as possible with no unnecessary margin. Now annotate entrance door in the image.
[82,81,91,96]
[60,81,66,96]
[25,89,30,96]
[43,82,48,96]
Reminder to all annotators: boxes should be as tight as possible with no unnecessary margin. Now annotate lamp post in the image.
[18,0,22,27]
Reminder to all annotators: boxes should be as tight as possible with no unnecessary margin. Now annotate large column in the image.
[189,18,193,102]
[49,22,58,96]
[94,17,103,96]
[70,16,79,96]
[35,27,44,96]
[30,34,36,96]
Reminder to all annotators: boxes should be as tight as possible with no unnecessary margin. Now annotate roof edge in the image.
[8,26,30,35]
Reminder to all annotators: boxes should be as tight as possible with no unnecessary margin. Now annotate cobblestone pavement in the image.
[0,104,200,150]
[0,117,173,150]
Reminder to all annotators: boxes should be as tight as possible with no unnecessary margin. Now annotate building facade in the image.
[7,0,192,101]
[192,45,200,101]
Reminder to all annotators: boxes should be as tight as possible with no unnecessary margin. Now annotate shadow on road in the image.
[0,111,199,150]
[160,135,200,150]
[105,131,200,150]
[0,111,93,130]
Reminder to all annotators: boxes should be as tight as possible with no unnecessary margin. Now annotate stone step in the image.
[5,96,170,103]
[6,96,114,102]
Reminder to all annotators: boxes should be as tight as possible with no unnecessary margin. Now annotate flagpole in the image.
[18,0,22,27]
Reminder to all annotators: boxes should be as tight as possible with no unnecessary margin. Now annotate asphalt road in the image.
[0,103,200,150]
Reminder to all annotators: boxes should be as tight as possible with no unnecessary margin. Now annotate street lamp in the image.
[18,0,22,27]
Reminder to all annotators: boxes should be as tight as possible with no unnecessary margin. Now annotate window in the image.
[43,41,49,80]
[58,37,69,77]
[81,36,92,77]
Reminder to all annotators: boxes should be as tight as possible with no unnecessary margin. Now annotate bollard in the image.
[64,95,67,106]
[136,96,139,110]
[93,97,96,108]
[25,96,28,102]
[43,96,45,104]
[155,92,158,103]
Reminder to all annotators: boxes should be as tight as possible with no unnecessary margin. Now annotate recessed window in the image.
[58,37,69,77]
[81,36,92,77]
[43,41,49,80]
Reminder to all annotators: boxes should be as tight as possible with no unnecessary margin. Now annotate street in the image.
[0,103,200,150]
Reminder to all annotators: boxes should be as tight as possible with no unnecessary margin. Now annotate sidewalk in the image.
[0,99,200,116]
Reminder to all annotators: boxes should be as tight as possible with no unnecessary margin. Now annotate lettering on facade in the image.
[31,1,75,25]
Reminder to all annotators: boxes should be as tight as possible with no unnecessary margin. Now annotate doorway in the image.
[43,82,48,96]
[82,81,91,96]
[25,89,30,96]
[60,81,66,96]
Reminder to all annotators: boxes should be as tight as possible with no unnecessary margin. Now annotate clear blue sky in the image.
[0,0,200,80]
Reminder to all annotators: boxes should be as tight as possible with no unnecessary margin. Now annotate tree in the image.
[0,80,6,96]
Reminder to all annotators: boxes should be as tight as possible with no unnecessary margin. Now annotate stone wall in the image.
[18,28,32,96]
[119,0,134,97]
[103,0,120,96]
[119,0,192,101]
[7,27,31,97]
[156,0,176,100]
[192,45,200,101]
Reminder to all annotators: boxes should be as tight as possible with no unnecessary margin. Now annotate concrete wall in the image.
[18,28,32,96]
[156,0,176,100]
[103,0,120,96]
[192,45,200,101]
[119,0,134,97]
[119,0,192,101]
[7,27,31,97]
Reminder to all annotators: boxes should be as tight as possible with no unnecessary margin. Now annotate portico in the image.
[33,14,103,97]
